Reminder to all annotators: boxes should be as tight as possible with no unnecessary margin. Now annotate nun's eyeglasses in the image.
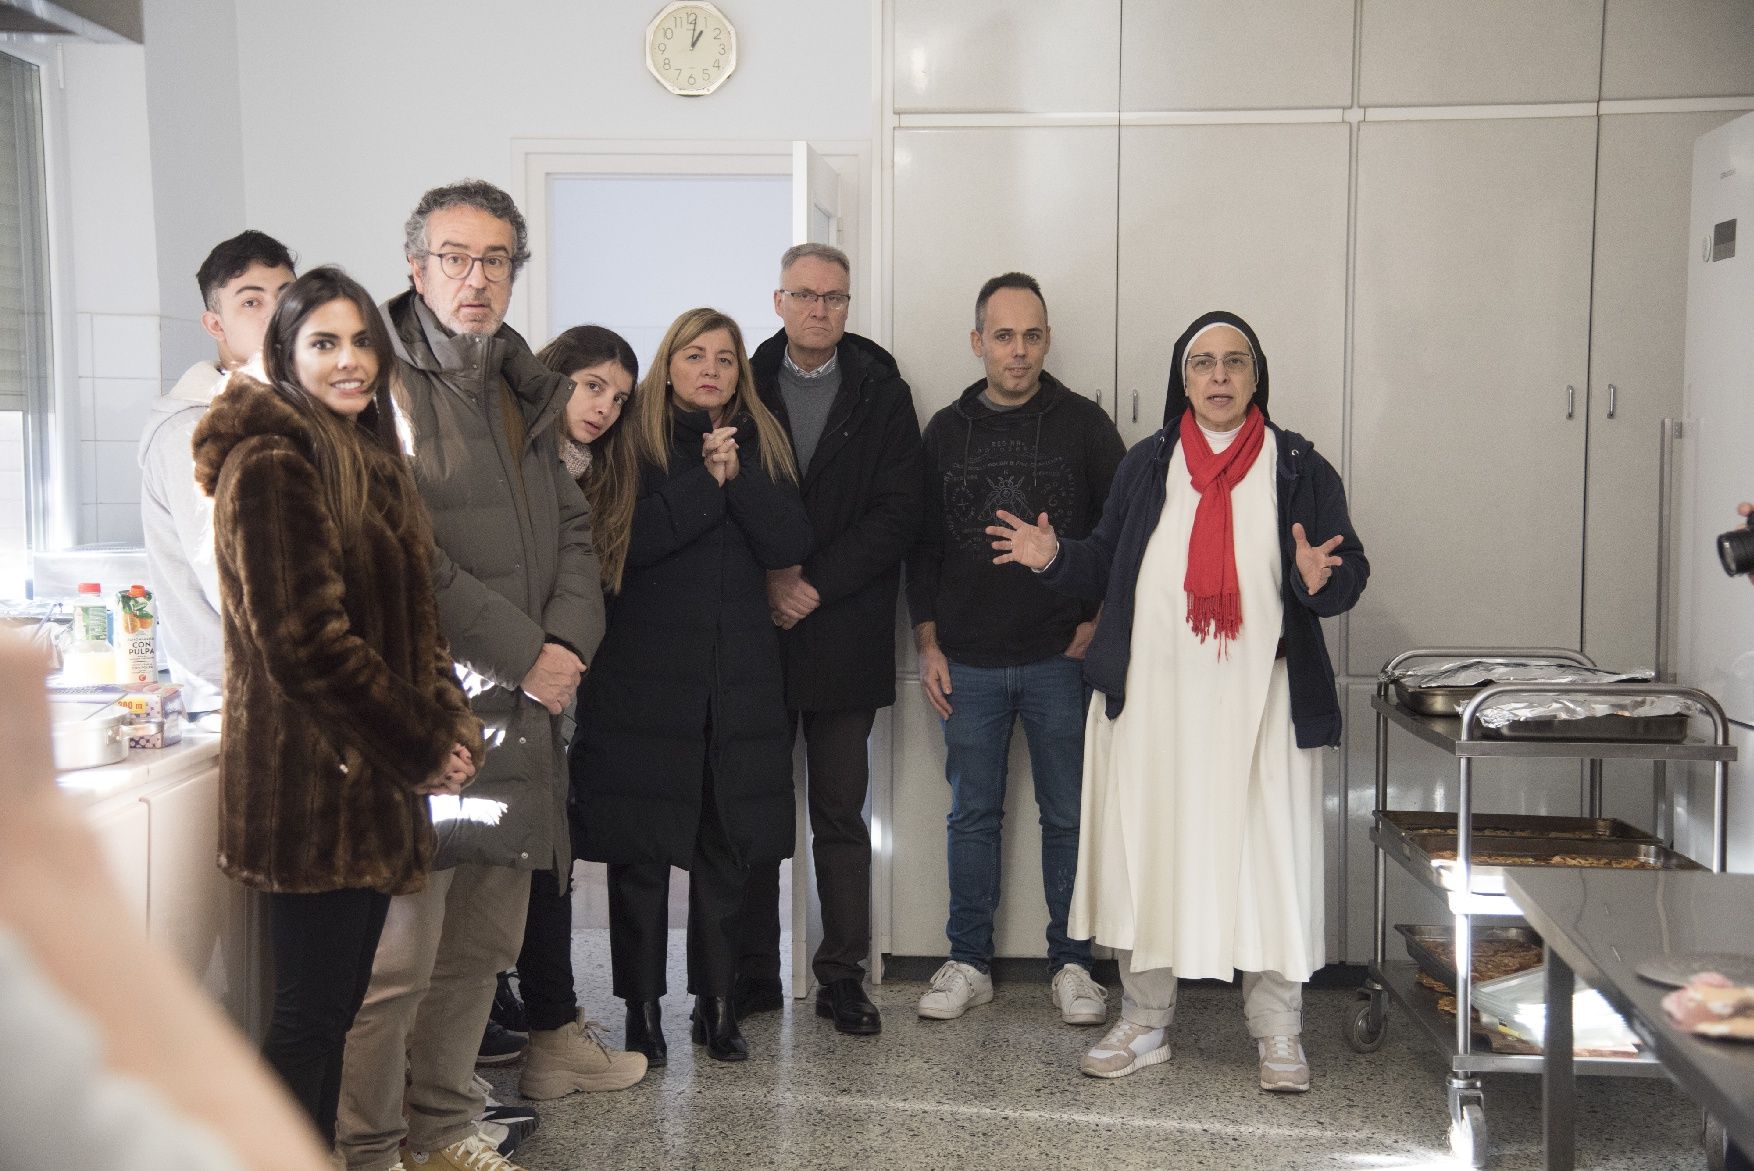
[1187,353,1253,376]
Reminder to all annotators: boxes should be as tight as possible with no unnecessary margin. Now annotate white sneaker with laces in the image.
[1257,1034,1311,1092]
[1050,962,1109,1025]
[1079,1018,1170,1078]
[916,960,994,1019]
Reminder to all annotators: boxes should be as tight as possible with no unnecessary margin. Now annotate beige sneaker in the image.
[519,1013,647,1098]
[406,1132,525,1170]
[1079,1018,1170,1078]
[1257,1034,1311,1092]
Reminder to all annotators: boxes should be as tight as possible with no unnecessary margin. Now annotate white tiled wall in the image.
[75,311,160,546]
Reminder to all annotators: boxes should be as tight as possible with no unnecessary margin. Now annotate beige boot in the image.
[519,1012,647,1098]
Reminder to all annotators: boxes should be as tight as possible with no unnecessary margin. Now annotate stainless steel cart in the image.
[1346,647,1735,1168]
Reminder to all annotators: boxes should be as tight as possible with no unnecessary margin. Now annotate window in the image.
[0,50,52,597]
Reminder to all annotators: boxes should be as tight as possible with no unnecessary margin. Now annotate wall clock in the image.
[646,2,736,96]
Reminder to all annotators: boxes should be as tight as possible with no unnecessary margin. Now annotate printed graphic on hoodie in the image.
[943,436,1077,554]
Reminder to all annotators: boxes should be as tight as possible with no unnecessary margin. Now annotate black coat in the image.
[752,329,924,712]
[569,409,814,867]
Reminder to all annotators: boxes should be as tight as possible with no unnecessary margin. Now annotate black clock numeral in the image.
[660,25,672,39]
[717,43,727,55]
[662,56,671,69]
[712,27,721,38]
[686,72,698,85]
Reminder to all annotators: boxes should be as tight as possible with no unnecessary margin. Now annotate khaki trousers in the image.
[1115,948,1303,1038]
[337,863,530,1171]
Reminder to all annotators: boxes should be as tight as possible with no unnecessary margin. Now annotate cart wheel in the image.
[1449,1102,1489,1169]
[1344,998,1388,1053]
[1703,1111,1727,1171]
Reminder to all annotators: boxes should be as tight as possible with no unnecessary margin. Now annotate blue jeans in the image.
[941,654,1092,975]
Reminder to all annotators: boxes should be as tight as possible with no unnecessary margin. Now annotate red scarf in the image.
[1180,405,1265,653]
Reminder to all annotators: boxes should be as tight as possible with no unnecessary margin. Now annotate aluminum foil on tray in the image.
[1475,693,1693,740]
[1384,659,1652,717]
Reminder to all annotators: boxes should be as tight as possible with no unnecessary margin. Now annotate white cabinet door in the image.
[1601,0,1754,100]
[893,0,1120,113]
[87,796,149,933]
[1114,122,1349,451]
[1583,112,1747,674]
[1121,0,1355,111]
[892,127,1119,418]
[1359,0,1604,107]
[1349,117,1597,675]
[145,767,250,1022]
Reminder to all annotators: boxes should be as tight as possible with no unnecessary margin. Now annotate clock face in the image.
[646,2,736,96]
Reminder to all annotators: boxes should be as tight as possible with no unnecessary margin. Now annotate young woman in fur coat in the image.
[193,266,483,1143]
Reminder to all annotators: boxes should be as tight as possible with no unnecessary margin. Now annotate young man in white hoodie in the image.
[137,230,295,717]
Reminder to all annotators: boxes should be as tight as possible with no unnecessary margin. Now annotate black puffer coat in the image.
[570,408,813,867]
[751,329,923,712]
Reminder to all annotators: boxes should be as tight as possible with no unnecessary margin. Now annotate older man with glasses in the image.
[734,242,923,1035]
[335,179,641,1171]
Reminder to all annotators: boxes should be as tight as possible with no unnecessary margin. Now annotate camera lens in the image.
[1718,523,1754,576]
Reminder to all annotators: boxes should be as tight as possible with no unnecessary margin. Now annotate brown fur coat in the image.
[193,374,482,895]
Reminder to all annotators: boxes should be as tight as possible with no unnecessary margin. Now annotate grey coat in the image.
[383,289,604,879]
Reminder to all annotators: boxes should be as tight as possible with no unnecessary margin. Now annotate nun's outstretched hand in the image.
[1292,522,1345,594]
[989,510,1059,570]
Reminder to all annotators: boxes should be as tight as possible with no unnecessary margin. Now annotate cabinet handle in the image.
[1566,385,1575,420]
[1090,387,1102,409]
[1607,383,1618,420]
[1131,388,1139,423]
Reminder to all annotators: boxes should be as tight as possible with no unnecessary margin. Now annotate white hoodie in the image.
[137,362,227,712]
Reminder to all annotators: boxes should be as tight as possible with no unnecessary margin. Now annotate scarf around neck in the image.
[1180,404,1266,653]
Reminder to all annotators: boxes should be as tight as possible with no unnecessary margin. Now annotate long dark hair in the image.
[262,266,401,547]
[537,325,640,592]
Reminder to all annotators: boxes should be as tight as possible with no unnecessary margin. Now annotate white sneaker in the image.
[1079,1018,1171,1078]
[916,960,994,1019]
[1257,1034,1311,1092]
[1050,962,1109,1025]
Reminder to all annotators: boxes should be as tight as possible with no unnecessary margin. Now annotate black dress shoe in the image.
[732,974,785,1021]
[690,995,749,1062]
[815,977,882,1036]
[624,1000,667,1068]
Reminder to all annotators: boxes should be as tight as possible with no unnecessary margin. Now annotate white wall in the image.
[232,0,874,307]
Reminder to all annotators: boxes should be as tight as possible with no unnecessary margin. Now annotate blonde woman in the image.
[570,308,811,1065]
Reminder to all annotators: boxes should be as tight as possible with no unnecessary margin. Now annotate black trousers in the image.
[737,707,876,985]
[516,864,578,1032]
[608,761,748,1000]
[262,886,391,1145]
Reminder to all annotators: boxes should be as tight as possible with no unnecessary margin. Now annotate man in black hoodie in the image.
[907,272,1125,1025]
[737,242,924,1036]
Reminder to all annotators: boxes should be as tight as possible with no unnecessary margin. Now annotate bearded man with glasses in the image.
[335,179,641,1171]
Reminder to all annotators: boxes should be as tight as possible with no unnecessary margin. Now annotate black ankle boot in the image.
[624,1000,667,1068]
[690,994,748,1062]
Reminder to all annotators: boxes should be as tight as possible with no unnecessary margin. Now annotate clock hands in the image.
[690,26,703,49]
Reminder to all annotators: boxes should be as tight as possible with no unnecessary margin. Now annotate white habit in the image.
[1068,427,1324,980]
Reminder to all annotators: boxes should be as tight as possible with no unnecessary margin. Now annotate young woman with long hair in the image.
[192,266,482,1142]
[570,307,811,1066]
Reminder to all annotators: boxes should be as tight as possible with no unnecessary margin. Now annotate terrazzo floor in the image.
[477,928,1710,1171]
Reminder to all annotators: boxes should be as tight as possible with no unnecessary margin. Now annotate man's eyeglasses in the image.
[429,252,514,283]
[1187,353,1253,376]
[777,289,852,310]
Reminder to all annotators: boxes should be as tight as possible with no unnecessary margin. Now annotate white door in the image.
[793,141,842,248]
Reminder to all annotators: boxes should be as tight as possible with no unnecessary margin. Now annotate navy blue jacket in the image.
[1039,421,1367,748]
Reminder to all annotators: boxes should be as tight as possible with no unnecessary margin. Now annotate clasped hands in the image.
[418,741,479,796]
[703,426,741,486]
[986,510,1344,595]
[768,565,820,629]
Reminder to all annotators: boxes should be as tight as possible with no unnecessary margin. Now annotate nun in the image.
[987,309,1367,1091]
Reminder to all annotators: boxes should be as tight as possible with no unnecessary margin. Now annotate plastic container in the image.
[63,582,115,684]
[113,584,157,685]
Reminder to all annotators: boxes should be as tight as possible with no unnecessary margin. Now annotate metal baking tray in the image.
[1395,923,1543,989]
[1393,679,1483,716]
[1375,811,1702,896]
[1483,713,1689,743]
[1386,811,1661,843]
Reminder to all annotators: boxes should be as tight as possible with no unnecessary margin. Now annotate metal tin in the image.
[1374,811,1703,897]
[1393,679,1484,716]
[1484,713,1690,743]
[1395,923,1544,989]
[50,704,130,771]
[1388,811,1659,843]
